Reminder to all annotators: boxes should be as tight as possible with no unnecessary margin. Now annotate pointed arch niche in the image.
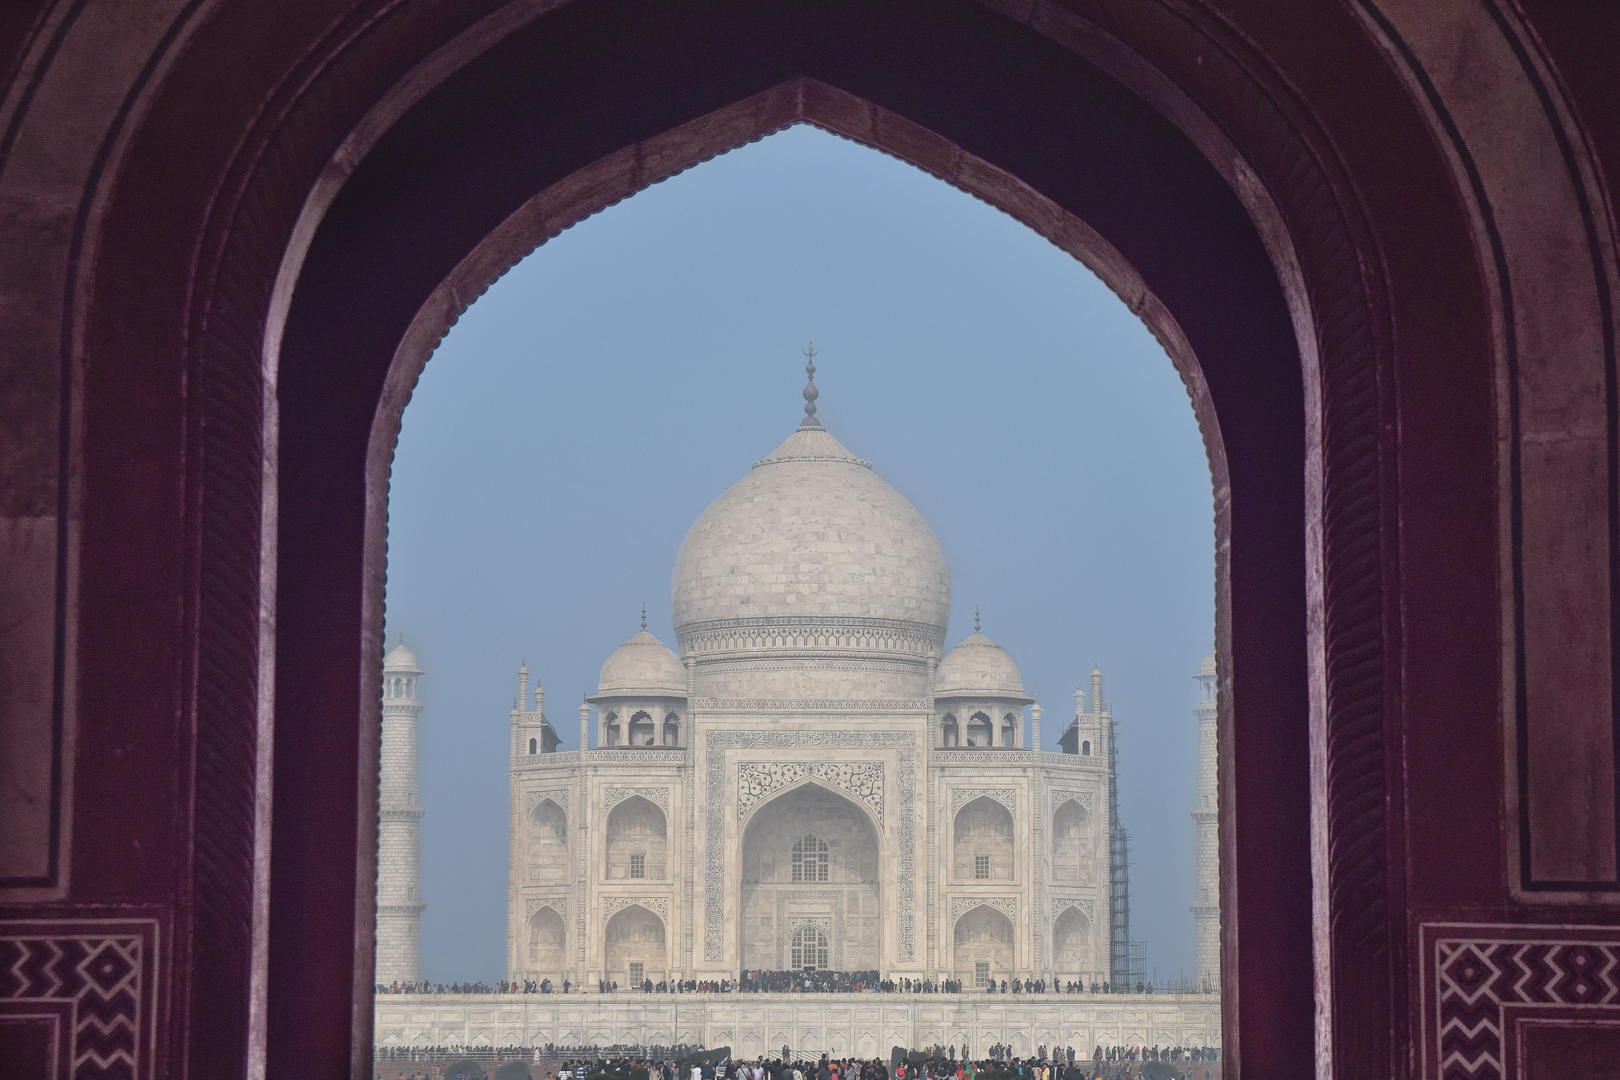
[333,65,1293,1068]
[738,781,882,973]
[527,797,569,885]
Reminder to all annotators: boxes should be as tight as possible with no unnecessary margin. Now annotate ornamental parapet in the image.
[677,616,946,662]
[377,901,427,916]
[581,748,689,765]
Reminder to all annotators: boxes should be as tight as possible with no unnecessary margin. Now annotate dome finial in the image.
[799,342,822,429]
[641,603,647,632]
[974,605,981,633]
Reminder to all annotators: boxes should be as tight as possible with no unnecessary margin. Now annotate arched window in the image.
[791,835,829,882]
[663,712,680,746]
[604,711,619,746]
[528,737,537,755]
[967,712,993,747]
[1001,713,1017,747]
[791,925,829,971]
[941,714,959,747]
[1081,740,1091,756]
[629,710,655,746]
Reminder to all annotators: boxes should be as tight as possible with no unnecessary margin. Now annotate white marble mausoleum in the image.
[503,379,1124,993]
[374,366,1221,1054]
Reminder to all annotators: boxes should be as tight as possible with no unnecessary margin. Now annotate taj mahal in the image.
[373,360,1221,1055]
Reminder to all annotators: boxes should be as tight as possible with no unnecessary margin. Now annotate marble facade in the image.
[503,401,1125,992]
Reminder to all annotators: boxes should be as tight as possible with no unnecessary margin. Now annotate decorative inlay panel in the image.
[603,787,670,814]
[524,897,567,922]
[1050,791,1095,815]
[737,762,883,820]
[949,896,1017,924]
[603,896,669,922]
[706,730,916,962]
[0,918,160,1080]
[950,788,1017,816]
[525,789,571,814]
[1422,922,1620,1079]
[1052,898,1095,923]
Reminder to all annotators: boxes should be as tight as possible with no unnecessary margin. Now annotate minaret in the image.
[1101,662,1139,990]
[376,639,427,984]
[1192,651,1220,992]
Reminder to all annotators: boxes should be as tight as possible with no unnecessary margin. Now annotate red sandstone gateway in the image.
[1,1,1618,1077]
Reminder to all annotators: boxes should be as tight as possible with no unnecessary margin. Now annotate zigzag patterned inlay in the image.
[1433,933,1620,1079]
[0,923,157,1079]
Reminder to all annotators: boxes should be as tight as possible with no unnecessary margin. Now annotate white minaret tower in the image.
[1192,650,1220,992]
[376,639,427,984]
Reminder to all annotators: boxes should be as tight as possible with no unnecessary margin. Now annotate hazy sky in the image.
[385,123,1216,985]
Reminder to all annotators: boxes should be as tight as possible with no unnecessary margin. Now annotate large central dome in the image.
[671,418,951,648]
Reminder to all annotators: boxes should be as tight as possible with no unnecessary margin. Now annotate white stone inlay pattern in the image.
[603,787,670,814]
[525,788,571,814]
[524,897,567,921]
[1052,898,1094,923]
[603,896,669,921]
[950,788,1017,817]
[737,762,883,821]
[1049,791,1094,815]
[950,896,1017,923]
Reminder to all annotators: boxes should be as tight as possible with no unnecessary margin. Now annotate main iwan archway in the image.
[27,0,1604,1075]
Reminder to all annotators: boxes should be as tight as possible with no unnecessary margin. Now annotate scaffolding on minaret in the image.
[1100,664,1146,991]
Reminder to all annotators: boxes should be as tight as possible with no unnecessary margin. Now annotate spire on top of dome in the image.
[975,605,981,633]
[641,603,647,632]
[799,342,821,429]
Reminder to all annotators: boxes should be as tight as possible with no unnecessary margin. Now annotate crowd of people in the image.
[376,1046,1222,1080]
[376,977,1202,997]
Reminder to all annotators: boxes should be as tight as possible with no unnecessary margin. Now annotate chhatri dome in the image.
[936,625,1027,698]
[383,639,419,672]
[596,619,687,697]
[670,349,951,653]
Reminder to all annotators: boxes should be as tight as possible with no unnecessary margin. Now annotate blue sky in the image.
[384,123,1216,985]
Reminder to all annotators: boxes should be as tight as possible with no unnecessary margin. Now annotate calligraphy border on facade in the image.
[706,729,916,963]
